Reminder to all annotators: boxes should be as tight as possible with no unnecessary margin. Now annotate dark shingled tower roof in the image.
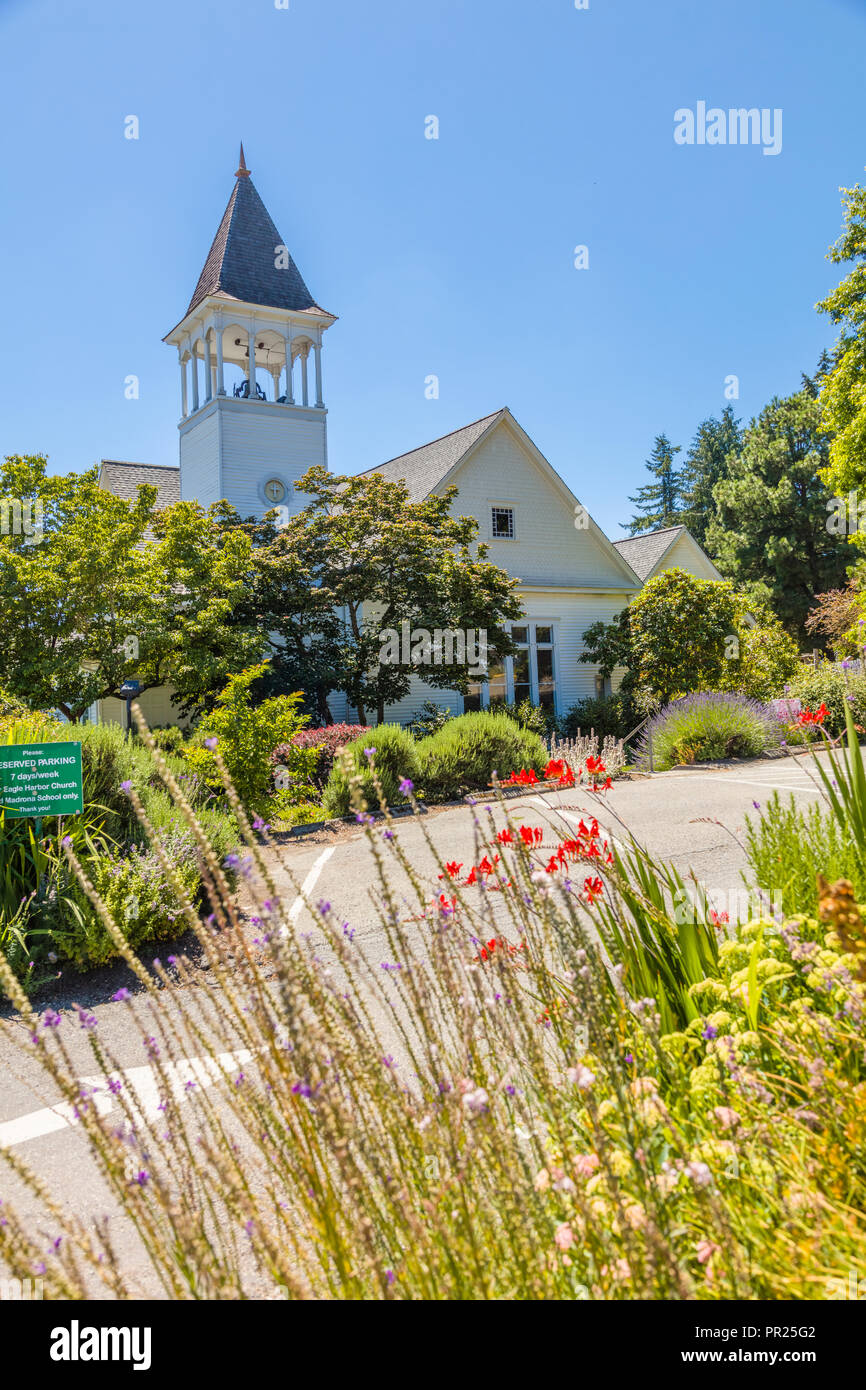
[186,145,329,317]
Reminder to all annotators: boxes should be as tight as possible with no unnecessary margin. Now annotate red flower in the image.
[497,828,514,844]
[796,703,828,728]
[583,876,604,904]
[586,755,606,776]
[439,861,463,880]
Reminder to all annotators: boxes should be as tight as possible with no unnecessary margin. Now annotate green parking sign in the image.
[0,742,84,819]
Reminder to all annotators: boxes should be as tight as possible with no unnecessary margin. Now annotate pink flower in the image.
[554,1222,574,1251]
[696,1239,719,1266]
[573,1153,600,1179]
[713,1105,742,1131]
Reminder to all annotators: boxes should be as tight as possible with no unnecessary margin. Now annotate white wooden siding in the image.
[442,422,636,589]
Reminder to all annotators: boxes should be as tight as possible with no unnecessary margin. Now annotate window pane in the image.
[535,625,552,645]
[536,647,554,709]
[488,661,507,706]
[513,648,530,703]
[463,687,482,713]
[492,507,514,539]
[511,625,528,644]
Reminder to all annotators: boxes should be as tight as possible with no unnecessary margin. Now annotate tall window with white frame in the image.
[463,622,556,713]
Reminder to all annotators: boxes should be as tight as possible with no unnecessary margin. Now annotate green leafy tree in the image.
[629,570,739,703]
[817,173,866,498]
[679,405,742,549]
[625,434,683,535]
[582,570,740,706]
[722,617,801,703]
[0,456,260,721]
[706,383,849,641]
[246,467,523,726]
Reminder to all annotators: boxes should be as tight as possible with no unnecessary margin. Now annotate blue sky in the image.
[1,0,864,537]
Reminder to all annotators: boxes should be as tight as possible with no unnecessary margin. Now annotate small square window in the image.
[491,506,514,539]
[535,626,553,645]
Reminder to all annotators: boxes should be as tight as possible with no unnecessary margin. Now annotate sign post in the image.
[118,680,141,734]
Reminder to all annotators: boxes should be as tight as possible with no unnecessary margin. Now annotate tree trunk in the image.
[376,697,385,726]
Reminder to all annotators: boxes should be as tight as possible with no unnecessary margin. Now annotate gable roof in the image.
[611,525,721,582]
[358,410,507,503]
[185,148,331,318]
[360,408,642,590]
[98,461,181,510]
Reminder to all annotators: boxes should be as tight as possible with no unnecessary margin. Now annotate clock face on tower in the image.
[264,478,287,504]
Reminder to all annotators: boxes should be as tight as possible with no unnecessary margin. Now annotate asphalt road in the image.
[0,750,833,1296]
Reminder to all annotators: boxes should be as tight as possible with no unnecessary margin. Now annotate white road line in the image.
[287,847,336,922]
[679,776,822,794]
[0,1049,253,1150]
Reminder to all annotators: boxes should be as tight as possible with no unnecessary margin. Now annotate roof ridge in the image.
[372,408,506,472]
[613,524,683,544]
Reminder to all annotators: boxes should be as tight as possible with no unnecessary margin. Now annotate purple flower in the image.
[382,828,395,841]
[120,780,132,794]
[752,800,761,811]
[224,853,240,869]
[41,1009,61,1028]
[702,1024,718,1041]
[385,1269,396,1285]
[399,778,414,795]
[108,1078,123,1095]
[61,834,72,847]
[112,988,130,1003]
[624,1053,634,1065]
[317,900,331,915]
[204,736,218,750]
[364,747,376,760]
[134,1170,149,1186]
[77,1008,97,1030]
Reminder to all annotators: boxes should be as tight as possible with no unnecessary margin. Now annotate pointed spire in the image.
[235,142,250,178]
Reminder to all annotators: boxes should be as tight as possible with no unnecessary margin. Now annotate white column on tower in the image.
[314,337,324,408]
[284,329,295,404]
[301,343,309,407]
[179,350,188,418]
[215,318,225,396]
[190,340,200,411]
[247,322,257,399]
[204,334,213,402]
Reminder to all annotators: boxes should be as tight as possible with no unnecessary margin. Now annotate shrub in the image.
[497,698,556,739]
[562,691,644,742]
[322,724,421,816]
[56,829,203,969]
[405,702,454,739]
[184,663,317,814]
[272,724,373,792]
[149,725,186,754]
[786,663,866,738]
[416,712,547,802]
[638,692,780,770]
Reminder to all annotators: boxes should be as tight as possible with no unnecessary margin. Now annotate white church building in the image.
[98,149,721,729]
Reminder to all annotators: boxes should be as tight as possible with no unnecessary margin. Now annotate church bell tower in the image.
[163,145,336,517]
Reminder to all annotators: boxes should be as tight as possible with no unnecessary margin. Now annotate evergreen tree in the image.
[706,383,849,641]
[625,434,683,535]
[679,405,742,548]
